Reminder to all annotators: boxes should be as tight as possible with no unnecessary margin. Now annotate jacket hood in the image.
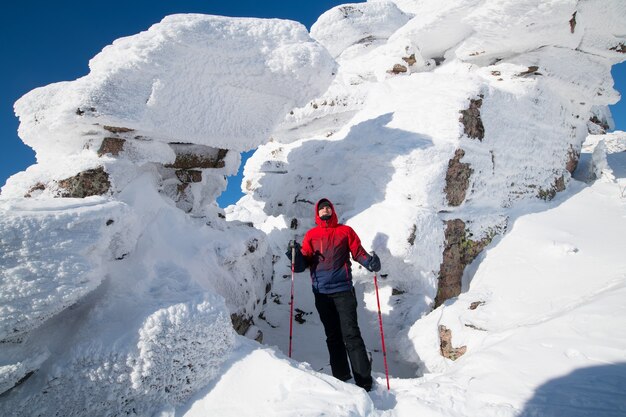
[315,198,338,228]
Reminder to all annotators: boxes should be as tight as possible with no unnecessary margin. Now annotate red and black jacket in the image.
[293,199,373,294]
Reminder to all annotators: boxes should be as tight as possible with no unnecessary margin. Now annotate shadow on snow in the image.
[518,363,626,417]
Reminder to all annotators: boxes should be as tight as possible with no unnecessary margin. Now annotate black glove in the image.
[367,253,381,272]
[285,241,307,272]
[285,240,301,261]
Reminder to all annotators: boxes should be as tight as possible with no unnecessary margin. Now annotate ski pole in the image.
[373,267,390,390]
[288,243,295,358]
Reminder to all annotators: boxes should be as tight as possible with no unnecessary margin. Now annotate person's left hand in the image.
[368,253,381,272]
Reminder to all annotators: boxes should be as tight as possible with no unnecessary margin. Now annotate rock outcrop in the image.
[439,325,467,361]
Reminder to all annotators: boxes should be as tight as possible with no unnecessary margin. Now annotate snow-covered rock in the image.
[311,2,411,59]
[13,14,335,159]
[232,0,626,382]
[0,13,332,415]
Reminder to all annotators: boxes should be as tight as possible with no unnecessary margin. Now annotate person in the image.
[286,198,381,391]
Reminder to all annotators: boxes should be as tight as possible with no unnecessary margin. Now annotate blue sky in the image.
[1,1,625,207]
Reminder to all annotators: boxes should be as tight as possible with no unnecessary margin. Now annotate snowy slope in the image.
[1,1,626,417]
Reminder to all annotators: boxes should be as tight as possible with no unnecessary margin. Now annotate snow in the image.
[0,197,130,341]
[407,174,626,369]
[311,2,411,59]
[215,135,626,417]
[1,1,626,417]
[0,181,268,415]
[11,14,334,159]
[180,341,376,417]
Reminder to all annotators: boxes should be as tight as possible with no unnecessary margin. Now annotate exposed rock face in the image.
[166,144,228,169]
[444,149,473,206]
[402,54,417,66]
[390,64,408,74]
[435,219,493,308]
[589,115,610,133]
[565,145,580,174]
[469,301,485,310]
[175,169,202,183]
[149,143,230,214]
[459,98,485,140]
[231,313,254,336]
[97,137,126,157]
[24,182,46,198]
[103,125,135,134]
[610,43,626,53]
[75,106,96,116]
[57,167,111,198]
[407,224,417,246]
[537,175,566,201]
[436,220,467,308]
[569,12,577,34]
[517,65,541,77]
[439,325,466,360]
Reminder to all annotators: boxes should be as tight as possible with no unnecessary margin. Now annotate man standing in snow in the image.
[287,198,381,392]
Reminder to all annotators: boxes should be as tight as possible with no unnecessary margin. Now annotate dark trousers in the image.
[314,289,372,389]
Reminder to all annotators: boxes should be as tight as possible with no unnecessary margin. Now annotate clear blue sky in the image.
[1,1,625,207]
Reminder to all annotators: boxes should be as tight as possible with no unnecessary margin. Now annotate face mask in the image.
[320,214,331,221]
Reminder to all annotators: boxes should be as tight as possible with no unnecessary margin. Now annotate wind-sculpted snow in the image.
[275,2,418,143]
[585,132,626,181]
[311,2,411,59]
[374,0,626,65]
[0,182,272,414]
[0,198,131,342]
[1,294,236,417]
[13,14,335,159]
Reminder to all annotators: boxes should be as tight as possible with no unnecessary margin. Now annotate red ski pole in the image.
[374,270,390,390]
[288,244,295,358]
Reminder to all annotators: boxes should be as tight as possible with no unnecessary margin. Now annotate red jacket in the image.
[300,199,371,294]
